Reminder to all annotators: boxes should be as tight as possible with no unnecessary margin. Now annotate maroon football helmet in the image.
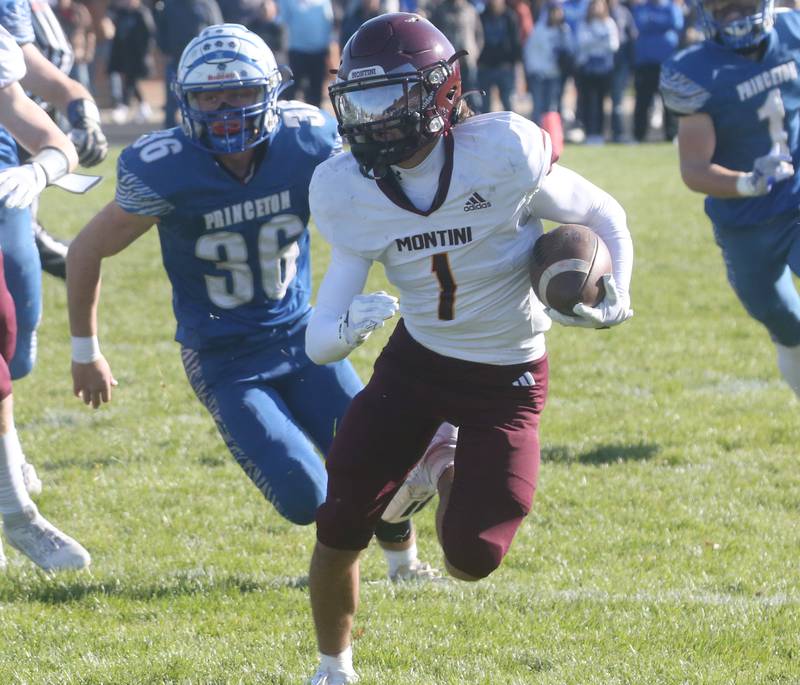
[330,13,464,178]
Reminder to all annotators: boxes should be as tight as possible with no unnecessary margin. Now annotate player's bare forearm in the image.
[677,112,743,198]
[19,43,92,111]
[679,158,744,198]
[67,201,155,336]
[66,231,103,338]
[0,81,78,168]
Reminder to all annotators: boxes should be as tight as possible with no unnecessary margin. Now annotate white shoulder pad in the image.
[459,112,553,193]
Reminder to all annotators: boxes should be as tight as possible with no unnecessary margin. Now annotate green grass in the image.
[0,142,797,684]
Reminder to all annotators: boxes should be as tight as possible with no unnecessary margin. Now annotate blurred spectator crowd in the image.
[49,0,800,143]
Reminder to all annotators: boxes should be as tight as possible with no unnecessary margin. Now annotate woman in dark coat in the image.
[108,0,155,122]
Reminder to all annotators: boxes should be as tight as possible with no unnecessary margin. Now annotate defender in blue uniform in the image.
[66,24,445,580]
[660,0,800,397]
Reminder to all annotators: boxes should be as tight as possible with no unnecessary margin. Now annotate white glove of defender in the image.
[547,274,633,329]
[338,291,399,347]
[737,143,795,197]
[0,163,47,209]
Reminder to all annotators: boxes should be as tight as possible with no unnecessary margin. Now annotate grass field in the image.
[0,141,797,685]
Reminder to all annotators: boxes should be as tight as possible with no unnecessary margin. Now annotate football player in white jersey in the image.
[303,13,634,684]
[0,25,90,571]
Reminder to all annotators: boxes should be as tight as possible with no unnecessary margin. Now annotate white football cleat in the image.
[3,505,90,571]
[389,558,443,583]
[382,423,457,524]
[307,666,359,684]
[22,461,42,497]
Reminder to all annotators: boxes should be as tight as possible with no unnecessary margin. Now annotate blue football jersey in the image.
[116,101,341,350]
[661,10,800,229]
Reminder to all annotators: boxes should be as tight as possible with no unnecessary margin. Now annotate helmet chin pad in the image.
[349,133,433,179]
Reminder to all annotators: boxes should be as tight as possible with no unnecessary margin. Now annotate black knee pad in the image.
[374,519,412,544]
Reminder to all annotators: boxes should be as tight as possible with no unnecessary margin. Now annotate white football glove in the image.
[0,163,47,209]
[547,274,633,329]
[337,291,399,347]
[737,143,795,197]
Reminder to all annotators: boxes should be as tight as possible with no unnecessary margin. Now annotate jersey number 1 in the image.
[757,88,790,155]
[431,253,456,320]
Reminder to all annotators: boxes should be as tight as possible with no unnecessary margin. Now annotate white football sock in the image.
[0,429,33,515]
[383,542,417,577]
[319,644,355,676]
[775,342,800,398]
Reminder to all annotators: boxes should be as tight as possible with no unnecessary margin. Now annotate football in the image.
[529,224,612,316]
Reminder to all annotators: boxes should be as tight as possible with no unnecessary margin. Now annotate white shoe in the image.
[389,558,443,583]
[111,104,129,124]
[308,666,359,684]
[133,102,152,124]
[22,461,42,497]
[3,505,90,571]
[382,423,457,524]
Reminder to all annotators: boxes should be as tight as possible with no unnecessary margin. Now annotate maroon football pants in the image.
[316,320,548,579]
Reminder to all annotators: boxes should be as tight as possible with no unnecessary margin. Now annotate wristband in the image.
[71,336,101,364]
[29,147,70,185]
[735,173,757,197]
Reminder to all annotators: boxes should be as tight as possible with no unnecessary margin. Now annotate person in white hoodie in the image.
[523,0,574,125]
[575,0,619,143]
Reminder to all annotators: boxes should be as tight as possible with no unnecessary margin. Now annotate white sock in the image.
[0,429,33,515]
[776,342,800,398]
[319,644,355,675]
[383,542,417,577]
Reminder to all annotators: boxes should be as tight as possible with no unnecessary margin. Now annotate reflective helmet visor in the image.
[335,81,423,128]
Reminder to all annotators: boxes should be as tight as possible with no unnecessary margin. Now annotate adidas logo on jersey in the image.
[463,192,491,212]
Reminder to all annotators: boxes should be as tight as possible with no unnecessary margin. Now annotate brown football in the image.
[529,224,612,316]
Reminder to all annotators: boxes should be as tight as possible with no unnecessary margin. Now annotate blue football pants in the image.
[182,342,362,526]
[714,211,800,347]
[0,204,40,379]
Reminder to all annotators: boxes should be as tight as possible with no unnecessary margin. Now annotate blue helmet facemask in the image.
[694,0,775,51]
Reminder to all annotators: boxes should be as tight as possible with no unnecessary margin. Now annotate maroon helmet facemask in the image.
[330,13,464,179]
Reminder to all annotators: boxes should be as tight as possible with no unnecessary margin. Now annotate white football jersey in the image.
[311,112,553,365]
[0,26,25,88]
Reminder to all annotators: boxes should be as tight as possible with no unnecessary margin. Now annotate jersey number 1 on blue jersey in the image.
[758,89,790,156]
[195,214,304,308]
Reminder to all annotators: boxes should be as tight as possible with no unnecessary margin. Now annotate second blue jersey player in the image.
[660,0,800,398]
[66,24,451,580]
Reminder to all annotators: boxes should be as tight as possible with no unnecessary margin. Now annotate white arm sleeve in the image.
[306,246,373,364]
[531,164,633,299]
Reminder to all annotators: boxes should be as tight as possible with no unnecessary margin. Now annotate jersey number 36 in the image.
[195,215,304,307]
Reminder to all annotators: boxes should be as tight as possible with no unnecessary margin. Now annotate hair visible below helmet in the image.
[330,13,464,178]
[694,0,775,50]
[174,23,288,153]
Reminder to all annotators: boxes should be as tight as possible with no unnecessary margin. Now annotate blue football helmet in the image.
[694,0,775,50]
[174,24,289,153]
